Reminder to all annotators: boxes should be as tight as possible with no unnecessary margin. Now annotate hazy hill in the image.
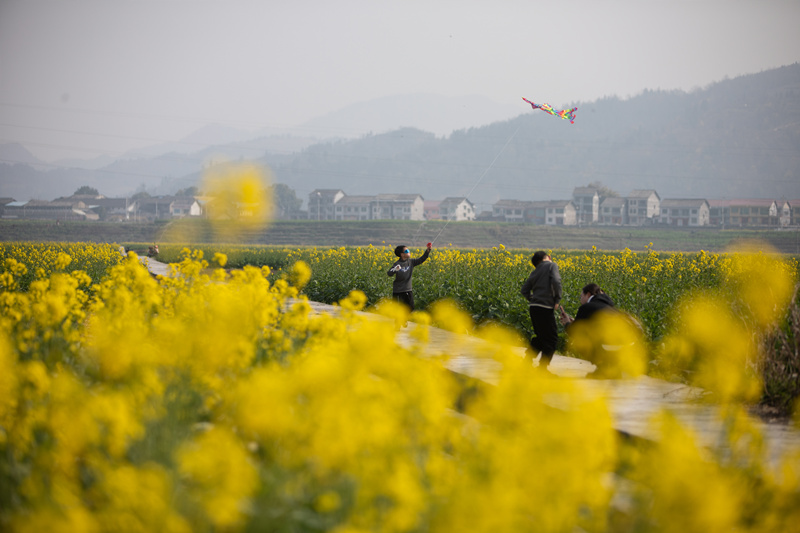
[299,93,522,138]
[264,64,800,207]
[0,143,46,168]
[0,134,323,200]
[1,64,798,204]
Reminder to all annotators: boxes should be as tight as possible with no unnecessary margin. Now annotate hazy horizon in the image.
[2,0,798,164]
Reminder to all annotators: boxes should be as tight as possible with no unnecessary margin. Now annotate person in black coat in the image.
[559,283,615,328]
[560,283,646,378]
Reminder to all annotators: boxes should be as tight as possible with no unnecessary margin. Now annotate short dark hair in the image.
[582,283,604,297]
[394,245,407,257]
[531,250,548,266]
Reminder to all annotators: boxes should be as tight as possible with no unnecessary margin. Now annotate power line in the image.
[431,125,521,245]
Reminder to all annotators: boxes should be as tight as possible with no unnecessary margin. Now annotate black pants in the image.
[393,291,414,312]
[528,306,558,363]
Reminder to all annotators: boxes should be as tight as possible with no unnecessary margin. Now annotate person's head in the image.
[531,250,549,267]
[394,245,410,258]
[580,283,604,304]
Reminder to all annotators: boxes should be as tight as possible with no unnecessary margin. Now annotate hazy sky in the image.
[1,0,798,162]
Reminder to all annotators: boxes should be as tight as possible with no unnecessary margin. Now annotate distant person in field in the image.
[387,242,432,313]
[520,250,562,370]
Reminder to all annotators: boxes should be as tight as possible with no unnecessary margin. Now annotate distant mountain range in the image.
[299,94,522,138]
[1,65,799,207]
[259,64,800,209]
[0,142,48,169]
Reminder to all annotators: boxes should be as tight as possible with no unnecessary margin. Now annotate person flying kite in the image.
[522,97,577,124]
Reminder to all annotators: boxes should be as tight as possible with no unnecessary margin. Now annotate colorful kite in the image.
[522,97,577,124]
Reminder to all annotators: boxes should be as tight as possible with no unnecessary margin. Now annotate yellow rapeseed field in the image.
[1,241,799,531]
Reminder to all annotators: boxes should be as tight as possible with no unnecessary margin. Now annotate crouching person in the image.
[560,283,646,378]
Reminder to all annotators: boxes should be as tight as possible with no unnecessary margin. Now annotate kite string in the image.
[430,124,521,246]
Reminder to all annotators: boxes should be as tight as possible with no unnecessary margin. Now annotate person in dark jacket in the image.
[520,250,562,370]
[387,242,432,312]
[559,283,615,328]
[559,283,644,378]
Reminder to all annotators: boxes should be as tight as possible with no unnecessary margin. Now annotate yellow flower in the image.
[212,252,227,267]
[176,426,259,529]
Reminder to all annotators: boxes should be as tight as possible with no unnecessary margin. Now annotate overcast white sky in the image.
[1,0,798,162]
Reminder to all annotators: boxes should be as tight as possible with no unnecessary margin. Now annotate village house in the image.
[779,201,792,227]
[439,197,475,221]
[334,195,374,221]
[492,199,531,223]
[525,201,552,224]
[491,199,557,224]
[423,200,441,220]
[169,197,202,218]
[542,200,577,226]
[572,187,599,225]
[707,199,779,227]
[2,199,98,221]
[599,197,626,225]
[372,194,425,220]
[658,199,710,226]
[779,199,800,226]
[89,197,137,221]
[780,200,800,226]
[524,202,553,225]
[0,198,15,218]
[134,197,177,221]
[308,189,345,221]
[329,193,425,220]
[625,189,660,225]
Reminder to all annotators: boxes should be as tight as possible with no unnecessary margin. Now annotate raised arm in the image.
[412,247,431,266]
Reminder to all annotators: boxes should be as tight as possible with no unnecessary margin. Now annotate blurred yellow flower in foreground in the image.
[660,295,761,404]
[567,311,647,378]
[165,162,275,243]
[2,243,800,532]
[725,242,795,328]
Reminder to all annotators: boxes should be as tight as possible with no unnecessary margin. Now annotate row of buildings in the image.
[0,195,202,222]
[311,188,800,227]
[308,190,476,222]
[3,187,800,228]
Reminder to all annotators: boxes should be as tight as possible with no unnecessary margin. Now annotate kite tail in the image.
[523,97,578,124]
[566,107,578,124]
